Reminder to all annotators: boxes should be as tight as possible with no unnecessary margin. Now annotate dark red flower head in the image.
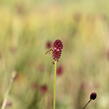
[53,40,63,50]
[90,92,97,100]
[52,39,63,61]
[56,65,63,76]
[40,85,48,94]
[82,92,97,109]
[45,39,63,61]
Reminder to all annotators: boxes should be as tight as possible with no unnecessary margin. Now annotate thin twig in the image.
[1,71,17,109]
[82,99,91,109]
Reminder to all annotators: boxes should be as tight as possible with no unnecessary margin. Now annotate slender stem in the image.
[1,71,16,109]
[82,99,91,109]
[53,61,57,109]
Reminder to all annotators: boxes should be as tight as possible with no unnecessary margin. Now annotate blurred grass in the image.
[0,0,109,109]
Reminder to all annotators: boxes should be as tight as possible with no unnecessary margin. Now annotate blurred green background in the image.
[0,0,109,109]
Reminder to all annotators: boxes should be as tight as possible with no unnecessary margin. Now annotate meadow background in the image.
[0,0,109,109]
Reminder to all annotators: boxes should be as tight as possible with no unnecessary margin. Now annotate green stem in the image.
[53,61,57,109]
